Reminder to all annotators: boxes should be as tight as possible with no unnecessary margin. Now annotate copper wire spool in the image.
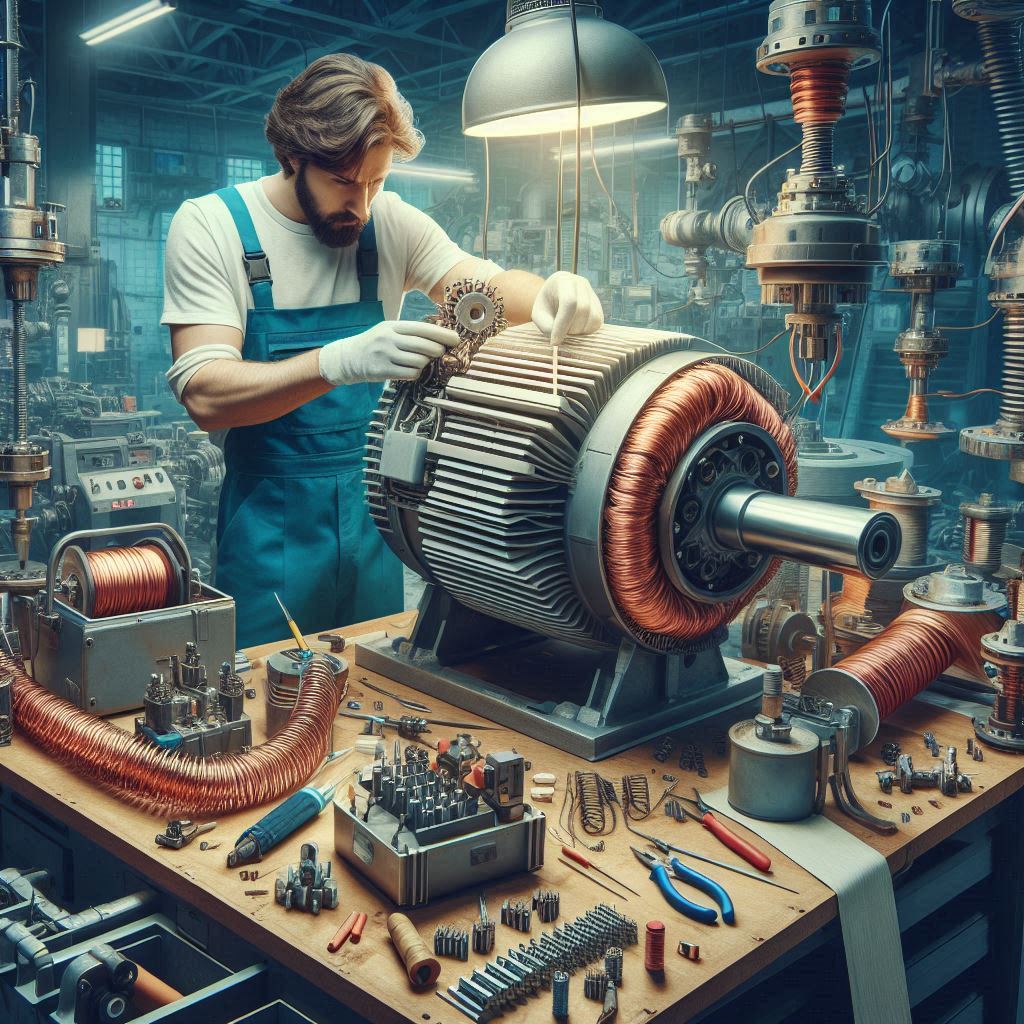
[789,61,852,124]
[5,651,345,816]
[60,542,181,618]
[825,607,1001,721]
[603,362,797,642]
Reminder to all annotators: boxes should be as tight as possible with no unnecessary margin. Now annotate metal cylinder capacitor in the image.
[727,665,822,821]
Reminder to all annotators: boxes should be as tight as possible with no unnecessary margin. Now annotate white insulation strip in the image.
[703,785,912,1024]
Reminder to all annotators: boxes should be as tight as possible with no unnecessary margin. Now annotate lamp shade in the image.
[463,2,668,138]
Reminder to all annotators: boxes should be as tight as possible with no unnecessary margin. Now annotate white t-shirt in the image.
[161,178,501,331]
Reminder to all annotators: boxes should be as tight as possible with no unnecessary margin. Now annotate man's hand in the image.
[319,321,461,386]
[531,271,604,347]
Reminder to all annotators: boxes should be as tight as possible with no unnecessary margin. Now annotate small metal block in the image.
[678,940,701,961]
[878,800,892,808]
[912,805,924,815]
[974,747,984,762]
[901,812,911,823]
[928,799,942,809]
[244,688,256,699]
[347,700,361,709]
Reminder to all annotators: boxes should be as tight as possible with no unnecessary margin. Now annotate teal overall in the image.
[212,186,402,648]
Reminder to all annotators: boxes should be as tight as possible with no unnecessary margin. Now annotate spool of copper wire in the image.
[645,920,666,973]
[59,542,183,618]
[805,606,1003,748]
[603,362,797,643]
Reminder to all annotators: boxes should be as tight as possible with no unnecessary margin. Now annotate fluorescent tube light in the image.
[80,0,174,46]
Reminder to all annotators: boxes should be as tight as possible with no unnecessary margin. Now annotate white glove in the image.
[531,271,604,347]
[318,321,461,386]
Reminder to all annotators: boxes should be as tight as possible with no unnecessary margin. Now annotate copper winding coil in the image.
[832,607,1002,720]
[5,651,345,816]
[996,664,1023,727]
[903,393,930,425]
[789,61,852,124]
[71,544,177,617]
[603,362,797,641]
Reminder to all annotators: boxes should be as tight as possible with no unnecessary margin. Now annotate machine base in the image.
[355,633,764,761]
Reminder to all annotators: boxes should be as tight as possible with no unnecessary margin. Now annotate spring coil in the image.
[976,19,1024,195]
[799,123,836,176]
[575,771,619,836]
[997,306,1024,431]
[779,653,808,690]
[621,773,652,820]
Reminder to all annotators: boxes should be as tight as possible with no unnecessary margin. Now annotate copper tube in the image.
[832,608,1001,719]
[131,964,183,1013]
[6,651,345,816]
[603,362,797,641]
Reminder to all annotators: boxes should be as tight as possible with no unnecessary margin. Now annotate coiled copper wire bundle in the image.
[789,61,852,175]
[69,544,178,617]
[5,651,345,816]
[829,607,1002,720]
[603,362,797,642]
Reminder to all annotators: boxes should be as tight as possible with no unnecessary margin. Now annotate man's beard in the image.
[295,163,366,248]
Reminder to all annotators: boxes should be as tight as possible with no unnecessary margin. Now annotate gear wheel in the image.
[423,278,508,387]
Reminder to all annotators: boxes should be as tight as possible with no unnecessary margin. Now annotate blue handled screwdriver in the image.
[226,751,351,867]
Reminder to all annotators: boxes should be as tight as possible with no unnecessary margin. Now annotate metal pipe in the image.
[712,485,901,579]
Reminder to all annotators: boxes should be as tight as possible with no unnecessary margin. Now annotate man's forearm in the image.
[489,269,544,325]
[182,349,331,431]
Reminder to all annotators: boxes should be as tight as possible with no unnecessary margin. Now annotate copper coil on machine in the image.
[805,565,1006,749]
[57,541,186,618]
[603,362,798,642]
[960,494,1012,575]
[977,617,1024,752]
[5,649,346,816]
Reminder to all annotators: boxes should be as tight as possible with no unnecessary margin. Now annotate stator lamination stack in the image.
[0,0,66,578]
[359,322,900,758]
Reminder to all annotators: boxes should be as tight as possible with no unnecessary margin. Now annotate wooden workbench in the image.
[2,610,1023,1024]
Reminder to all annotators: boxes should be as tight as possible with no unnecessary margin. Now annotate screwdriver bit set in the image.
[441,904,638,1022]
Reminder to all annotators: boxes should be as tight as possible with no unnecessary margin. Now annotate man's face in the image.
[293,144,393,248]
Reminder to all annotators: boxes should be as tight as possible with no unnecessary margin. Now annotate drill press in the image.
[0,0,66,578]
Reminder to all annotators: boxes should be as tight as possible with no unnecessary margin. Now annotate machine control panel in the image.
[80,468,175,513]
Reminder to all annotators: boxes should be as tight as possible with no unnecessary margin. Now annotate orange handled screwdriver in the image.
[681,790,772,873]
[561,846,642,897]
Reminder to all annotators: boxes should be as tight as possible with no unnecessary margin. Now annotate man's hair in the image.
[266,54,424,177]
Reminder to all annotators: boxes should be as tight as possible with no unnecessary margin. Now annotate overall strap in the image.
[357,218,379,303]
[214,186,274,310]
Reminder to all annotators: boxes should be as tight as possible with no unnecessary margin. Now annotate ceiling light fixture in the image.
[463,1,668,138]
[80,0,175,46]
[390,164,476,183]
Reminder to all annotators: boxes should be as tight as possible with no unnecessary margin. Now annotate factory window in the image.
[96,144,125,210]
[225,157,266,187]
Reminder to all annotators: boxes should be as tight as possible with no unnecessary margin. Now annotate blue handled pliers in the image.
[630,846,735,926]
